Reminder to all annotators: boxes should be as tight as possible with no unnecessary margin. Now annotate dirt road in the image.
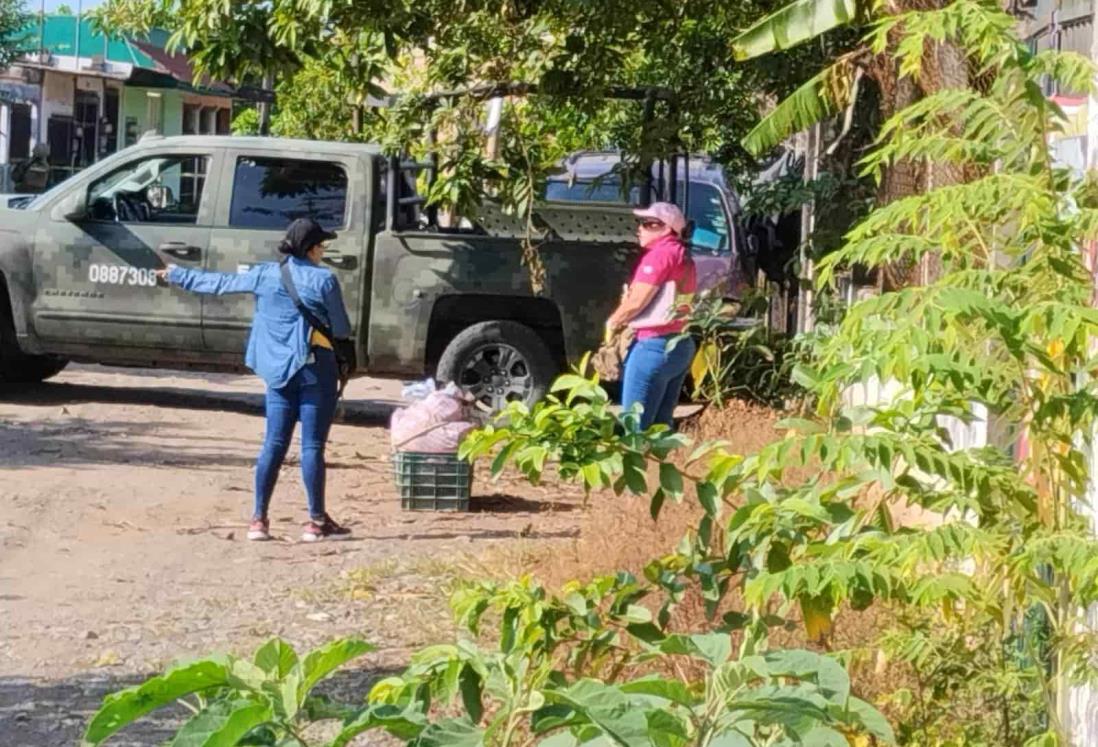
[0,365,587,745]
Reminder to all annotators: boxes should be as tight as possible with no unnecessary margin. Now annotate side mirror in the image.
[54,191,88,222]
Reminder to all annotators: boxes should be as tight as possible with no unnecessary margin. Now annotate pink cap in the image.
[633,202,686,235]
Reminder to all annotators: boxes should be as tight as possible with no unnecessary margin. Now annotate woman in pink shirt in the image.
[607,202,697,429]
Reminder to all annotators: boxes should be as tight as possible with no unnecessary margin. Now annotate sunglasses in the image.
[639,220,665,230]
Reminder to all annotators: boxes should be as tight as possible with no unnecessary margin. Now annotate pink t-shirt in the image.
[629,235,697,340]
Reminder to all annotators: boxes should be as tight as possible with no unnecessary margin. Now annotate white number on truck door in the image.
[88,264,158,287]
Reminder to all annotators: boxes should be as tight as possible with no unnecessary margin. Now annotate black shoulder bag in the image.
[279,259,357,396]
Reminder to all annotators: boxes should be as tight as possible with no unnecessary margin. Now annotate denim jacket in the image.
[168,257,352,390]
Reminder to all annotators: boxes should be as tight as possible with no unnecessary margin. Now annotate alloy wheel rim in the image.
[458,343,534,412]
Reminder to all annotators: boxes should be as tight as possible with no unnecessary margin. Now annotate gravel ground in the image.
[1,365,587,745]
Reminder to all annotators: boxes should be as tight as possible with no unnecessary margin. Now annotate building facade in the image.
[0,16,234,192]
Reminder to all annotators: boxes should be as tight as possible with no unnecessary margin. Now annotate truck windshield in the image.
[88,157,179,202]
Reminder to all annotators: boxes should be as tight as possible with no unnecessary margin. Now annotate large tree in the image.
[731,0,1004,287]
[92,0,840,177]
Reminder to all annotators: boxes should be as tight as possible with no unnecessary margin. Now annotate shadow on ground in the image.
[472,493,580,514]
[0,418,260,470]
[1,381,397,427]
[0,664,401,747]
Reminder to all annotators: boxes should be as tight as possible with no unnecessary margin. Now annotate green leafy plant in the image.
[466,4,1098,742]
[118,0,840,212]
[82,637,373,746]
[230,107,260,136]
[876,609,1049,746]
[461,367,690,502]
[84,3,1098,745]
[332,575,893,747]
[83,573,892,746]
[87,0,174,39]
[0,0,30,68]
[684,290,803,408]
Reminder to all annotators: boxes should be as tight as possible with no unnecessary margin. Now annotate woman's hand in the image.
[154,265,177,284]
[608,282,660,331]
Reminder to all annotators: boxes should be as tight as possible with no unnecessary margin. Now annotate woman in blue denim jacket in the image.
[157,218,354,543]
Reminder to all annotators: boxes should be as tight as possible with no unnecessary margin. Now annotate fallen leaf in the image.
[93,650,123,668]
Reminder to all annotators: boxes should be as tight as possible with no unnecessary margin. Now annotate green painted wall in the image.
[163,95,183,137]
[119,87,184,148]
[29,16,161,68]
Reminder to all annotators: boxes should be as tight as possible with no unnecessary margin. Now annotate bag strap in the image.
[279,258,335,344]
[281,258,351,399]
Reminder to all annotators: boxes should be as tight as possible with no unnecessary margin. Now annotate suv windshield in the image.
[545,178,641,203]
[685,182,730,255]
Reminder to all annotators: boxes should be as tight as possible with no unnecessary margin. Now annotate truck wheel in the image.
[1,353,68,383]
[436,320,557,413]
[0,301,68,383]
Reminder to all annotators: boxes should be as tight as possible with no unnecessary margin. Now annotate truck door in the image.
[202,151,367,356]
[30,149,217,351]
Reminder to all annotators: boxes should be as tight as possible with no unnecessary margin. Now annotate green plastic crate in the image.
[393,451,473,511]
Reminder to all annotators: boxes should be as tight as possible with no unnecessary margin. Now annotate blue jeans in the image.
[254,349,338,520]
[621,335,696,430]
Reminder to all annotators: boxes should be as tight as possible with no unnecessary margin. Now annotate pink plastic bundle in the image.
[390,384,476,453]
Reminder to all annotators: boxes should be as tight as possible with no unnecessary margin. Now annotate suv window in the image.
[87,154,209,224]
[229,157,348,230]
[545,178,641,204]
[685,183,730,255]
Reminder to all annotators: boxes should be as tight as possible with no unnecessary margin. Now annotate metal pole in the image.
[639,91,655,206]
[682,152,690,227]
[258,72,274,136]
[74,0,82,63]
[668,153,678,204]
[117,84,124,150]
[484,96,503,160]
[426,128,439,227]
[38,0,46,56]
[667,97,679,205]
[797,122,821,335]
[0,102,10,192]
[1066,7,1098,743]
[385,154,398,232]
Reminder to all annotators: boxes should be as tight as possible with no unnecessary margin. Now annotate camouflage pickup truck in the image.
[0,134,694,410]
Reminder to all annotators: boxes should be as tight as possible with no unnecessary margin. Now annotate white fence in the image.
[839,359,1094,743]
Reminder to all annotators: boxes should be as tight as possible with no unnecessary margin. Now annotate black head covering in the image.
[278,218,337,259]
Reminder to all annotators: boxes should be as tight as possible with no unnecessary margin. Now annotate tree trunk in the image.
[871,54,925,290]
[869,1,972,290]
[918,35,970,284]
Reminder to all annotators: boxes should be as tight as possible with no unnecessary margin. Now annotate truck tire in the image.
[1,352,68,383]
[0,300,68,383]
[436,320,557,413]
